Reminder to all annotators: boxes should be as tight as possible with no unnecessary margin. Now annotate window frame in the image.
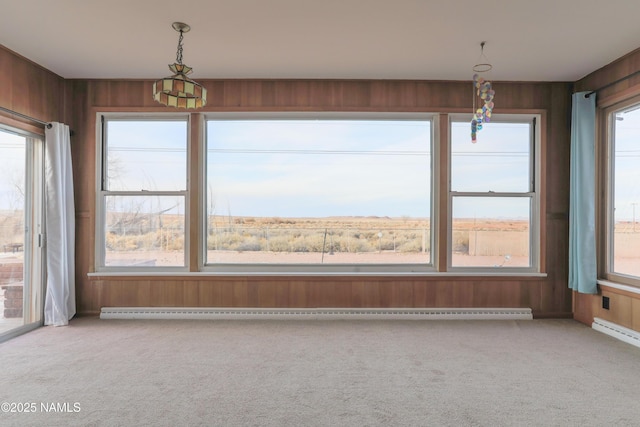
[201,112,437,274]
[95,113,191,272]
[0,123,45,340]
[602,98,640,287]
[447,114,541,273]
[92,110,548,277]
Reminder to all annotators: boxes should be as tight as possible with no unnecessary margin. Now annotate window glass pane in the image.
[451,121,530,192]
[105,120,187,191]
[612,107,640,278]
[0,129,43,334]
[104,195,185,267]
[0,132,25,251]
[206,119,431,265]
[451,197,530,268]
[0,131,26,332]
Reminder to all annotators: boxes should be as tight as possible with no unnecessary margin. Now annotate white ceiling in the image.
[2,0,640,82]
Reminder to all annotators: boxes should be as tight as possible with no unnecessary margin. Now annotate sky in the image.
[207,119,431,218]
[2,112,637,220]
[614,107,640,222]
[106,120,187,192]
[0,131,25,212]
[450,121,531,220]
[103,117,533,220]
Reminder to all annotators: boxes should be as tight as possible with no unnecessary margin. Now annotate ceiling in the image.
[2,0,640,82]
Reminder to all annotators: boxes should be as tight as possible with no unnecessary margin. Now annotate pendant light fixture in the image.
[153,22,207,109]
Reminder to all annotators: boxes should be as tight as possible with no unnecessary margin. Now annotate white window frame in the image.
[0,123,45,341]
[603,99,640,287]
[95,113,191,272]
[201,112,437,274]
[447,114,541,273]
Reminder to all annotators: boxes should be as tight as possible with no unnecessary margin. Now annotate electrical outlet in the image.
[602,296,610,310]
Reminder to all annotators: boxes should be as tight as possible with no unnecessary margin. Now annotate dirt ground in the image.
[106,250,531,268]
[104,249,640,274]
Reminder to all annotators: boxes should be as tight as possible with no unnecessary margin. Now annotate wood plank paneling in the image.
[0,46,65,126]
[603,291,633,329]
[574,288,640,333]
[75,215,93,311]
[86,275,560,316]
[0,49,13,107]
[197,280,215,307]
[632,298,640,332]
[183,281,200,306]
[575,47,640,102]
[188,113,202,272]
[572,290,595,326]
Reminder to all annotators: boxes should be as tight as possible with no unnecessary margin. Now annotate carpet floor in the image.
[1,317,639,426]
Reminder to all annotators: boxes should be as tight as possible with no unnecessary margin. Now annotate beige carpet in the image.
[1,317,639,426]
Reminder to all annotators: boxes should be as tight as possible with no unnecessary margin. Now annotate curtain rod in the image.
[0,105,53,128]
[0,105,75,136]
[584,69,640,98]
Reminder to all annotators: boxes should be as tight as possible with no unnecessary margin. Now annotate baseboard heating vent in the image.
[100,307,532,321]
[592,317,640,349]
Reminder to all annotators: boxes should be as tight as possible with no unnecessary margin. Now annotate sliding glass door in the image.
[0,125,44,340]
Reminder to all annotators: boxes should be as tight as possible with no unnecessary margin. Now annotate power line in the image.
[207,149,430,156]
[109,147,185,153]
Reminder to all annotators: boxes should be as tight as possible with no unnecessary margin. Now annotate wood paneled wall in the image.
[574,47,640,103]
[573,47,640,331]
[65,78,574,317]
[0,46,65,130]
[574,283,640,331]
[0,42,575,317]
[7,40,640,322]
[88,275,557,312]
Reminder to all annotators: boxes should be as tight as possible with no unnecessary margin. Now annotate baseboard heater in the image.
[100,307,532,321]
[592,317,640,349]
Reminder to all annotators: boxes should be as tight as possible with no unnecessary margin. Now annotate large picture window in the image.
[205,114,433,272]
[606,102,640,284]
[94,112,543,275]
[449,116,539,271]
[97,116,188,270]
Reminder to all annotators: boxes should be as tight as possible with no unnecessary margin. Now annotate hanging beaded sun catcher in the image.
[471,42,495,143]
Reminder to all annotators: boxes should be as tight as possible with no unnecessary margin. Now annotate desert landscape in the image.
[100,214,531,267]
[99,214,639,273]
[1,210,639,274]
[2,212,640,322]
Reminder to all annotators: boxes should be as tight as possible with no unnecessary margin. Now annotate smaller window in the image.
[97,116,189,270]
[449,116,539,271]
[606,103,640,284]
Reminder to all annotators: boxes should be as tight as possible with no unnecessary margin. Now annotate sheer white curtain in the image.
[44,123,76,325]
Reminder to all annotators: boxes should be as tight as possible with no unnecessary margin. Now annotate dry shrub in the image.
[452,230,469,253]
[397,239,423,253]
[237,241,263,251]
[267,236,291,252]
[346,239,373,253]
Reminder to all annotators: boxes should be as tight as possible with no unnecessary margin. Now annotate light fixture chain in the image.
[176,31,184,64]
